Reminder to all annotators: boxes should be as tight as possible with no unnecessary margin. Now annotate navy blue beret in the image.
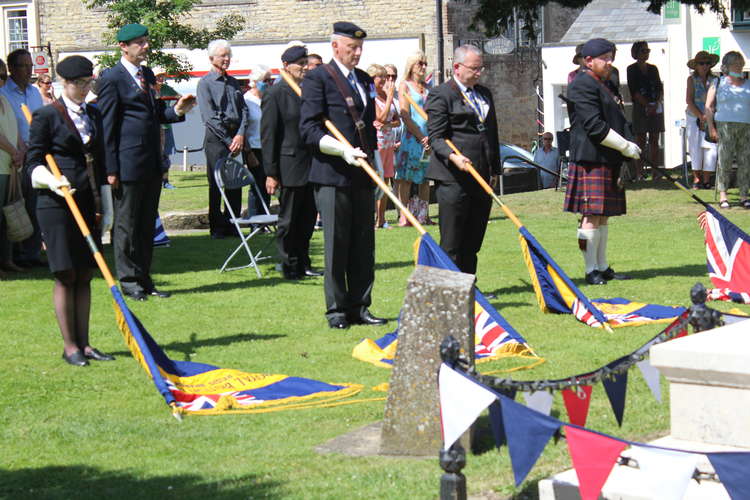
[57,55,93,80]
[581,38,615,58]
[281,45,307,63]
[333,21,367,39]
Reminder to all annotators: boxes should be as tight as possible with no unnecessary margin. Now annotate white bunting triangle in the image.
[634,446,698,500]
[637,359,661,403]
[523,390,554,416]
[438,363,497,450]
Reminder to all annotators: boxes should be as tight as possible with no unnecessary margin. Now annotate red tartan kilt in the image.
[564,163,626,216]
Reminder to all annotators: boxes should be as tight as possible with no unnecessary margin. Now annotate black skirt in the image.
[37,189,100,273]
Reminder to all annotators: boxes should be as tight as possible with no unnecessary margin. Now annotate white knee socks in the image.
[577,228,599,274]
[597,225,609,272]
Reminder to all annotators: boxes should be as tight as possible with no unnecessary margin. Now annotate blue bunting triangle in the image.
[498,393,562,486]
[488,388,516,448]
[708,452,750,500]
[602,371,628,427]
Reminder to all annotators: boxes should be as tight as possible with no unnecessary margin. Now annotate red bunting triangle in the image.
[565,425,627,500]
[562,385,593,427]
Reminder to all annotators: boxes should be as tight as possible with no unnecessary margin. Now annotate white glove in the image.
[100,185,114,233]
[600,129,641,160]
[31,165,75,197]
[319,135,367,166]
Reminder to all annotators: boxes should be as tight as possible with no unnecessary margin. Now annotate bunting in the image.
[113,292,362,415]
[438,364,750,498]
[518,226,685,328]
[353,233,541,369]
[698,205,750,298]
[561,386,593,427]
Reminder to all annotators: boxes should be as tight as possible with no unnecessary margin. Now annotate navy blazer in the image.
[97,62,184,182]
[26,99,106,209]
[425,79,500,185]
[567,71,633,167]
[299,60,377,187]
[261,79,311,187]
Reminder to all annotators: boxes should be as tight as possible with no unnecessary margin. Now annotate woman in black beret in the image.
[26,55,114,366]
[565,38,640,285]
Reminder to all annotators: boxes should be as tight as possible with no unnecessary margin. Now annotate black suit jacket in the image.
[97,62,184,182]
[425,79,500,185]
[26,99,106,209]
[261,80,311,187]
[299,60,377,187]
[567,71,633,166]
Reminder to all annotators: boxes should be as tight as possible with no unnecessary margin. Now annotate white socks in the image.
[597,225,609,272]
[577,228,599,274]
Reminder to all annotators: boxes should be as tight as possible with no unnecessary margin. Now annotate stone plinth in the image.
[380,265,476,456]
[650,318,750,447]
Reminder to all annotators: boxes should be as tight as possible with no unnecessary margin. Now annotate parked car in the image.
[497,142,540,194]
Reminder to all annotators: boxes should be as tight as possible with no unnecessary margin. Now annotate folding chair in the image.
[214,157,278,276]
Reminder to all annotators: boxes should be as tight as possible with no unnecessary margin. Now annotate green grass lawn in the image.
[2,175,747,499]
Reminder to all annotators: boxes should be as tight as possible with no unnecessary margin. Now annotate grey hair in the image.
[454,44,482,64]
[247,64,270,85]
[721,51,745,74]
[207,39,231,58]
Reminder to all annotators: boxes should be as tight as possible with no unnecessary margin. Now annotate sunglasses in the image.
[386,74,397,79]
[39,80,51,85]
[696,61,712,66]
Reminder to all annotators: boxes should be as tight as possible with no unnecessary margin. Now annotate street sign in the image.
[703,37,720,56]
[32,51,49,74]
[663,0,680,24]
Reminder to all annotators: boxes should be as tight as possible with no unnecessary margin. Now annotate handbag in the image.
[2,167,33,242]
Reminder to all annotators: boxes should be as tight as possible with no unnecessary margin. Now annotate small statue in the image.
[688,283,724,333]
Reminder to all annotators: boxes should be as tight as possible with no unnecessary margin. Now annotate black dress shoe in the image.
[147,288,171,298]
[62,350,89,367]
[303,268,323,277]
[352,311,388,326]
[84,348,115,361]
[600,267,632,281]
[124,289,148,301]
[585,270,607,285]
[328,318,350,330]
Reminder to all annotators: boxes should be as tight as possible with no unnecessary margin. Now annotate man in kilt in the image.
[565,38,640,285]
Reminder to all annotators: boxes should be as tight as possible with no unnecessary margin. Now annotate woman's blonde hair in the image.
[403,51,427,82]
[367,63,386,79]
[721,51,745,75]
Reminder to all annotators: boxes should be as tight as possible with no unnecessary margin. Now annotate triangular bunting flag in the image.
[499,394,561,486]
[602,371,628,426]
[565,426,627,500]
[637,359,661,403]
[562,386,593,427]
[634,446,697,500]
[708,451,750,500]
[438,364,497,450]
[523,390,554,416]
[488,389,516,448]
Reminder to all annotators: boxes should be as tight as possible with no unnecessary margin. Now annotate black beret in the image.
[333,21,366,39]
[57,55,94,80]
[117,23,148,43]
[581,38,615,59]
[281,45,307,63]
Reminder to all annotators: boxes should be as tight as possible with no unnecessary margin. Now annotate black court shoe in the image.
[62,350,89,367]
[585,270,606,285]
[85,348,115,362]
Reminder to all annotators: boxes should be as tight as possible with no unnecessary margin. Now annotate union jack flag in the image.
[698,206,750,297]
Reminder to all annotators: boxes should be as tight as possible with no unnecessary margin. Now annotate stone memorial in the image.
[380,264,476,456]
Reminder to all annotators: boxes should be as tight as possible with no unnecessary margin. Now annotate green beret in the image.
[117,23,148,43]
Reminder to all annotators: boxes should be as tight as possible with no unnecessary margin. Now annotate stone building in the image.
[6,0,577,150]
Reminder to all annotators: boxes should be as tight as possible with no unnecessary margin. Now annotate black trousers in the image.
[435,180,492,275]
[277,184,317,274]
[314,184,375,321]
[205,133,241,235]
[113,175,162,293]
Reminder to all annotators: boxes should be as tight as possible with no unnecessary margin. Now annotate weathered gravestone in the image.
[380,264,476,456]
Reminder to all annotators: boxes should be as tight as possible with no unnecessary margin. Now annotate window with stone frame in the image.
[5,7,28,51]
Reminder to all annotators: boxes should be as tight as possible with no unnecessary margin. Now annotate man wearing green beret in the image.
[97,23,196,301]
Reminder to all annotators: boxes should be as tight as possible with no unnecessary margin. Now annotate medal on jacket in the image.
[459,87,486,132]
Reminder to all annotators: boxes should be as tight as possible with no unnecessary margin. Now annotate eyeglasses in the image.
[542,137,553,141]
[459,63,484,74]
[386,74,397,80]
[639,48,651,54]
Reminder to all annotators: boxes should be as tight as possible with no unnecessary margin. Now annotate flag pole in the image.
[21,104,184,420]
[279,70,426,235]
[402,92,525,229]
[404,95,614,334]
[647,161,710,208]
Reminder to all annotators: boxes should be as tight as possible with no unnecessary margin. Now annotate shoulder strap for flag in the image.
[322,63,372,155]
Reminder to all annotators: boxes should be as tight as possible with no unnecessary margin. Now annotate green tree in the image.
[86,0,244,80]
[467,0,750,41]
